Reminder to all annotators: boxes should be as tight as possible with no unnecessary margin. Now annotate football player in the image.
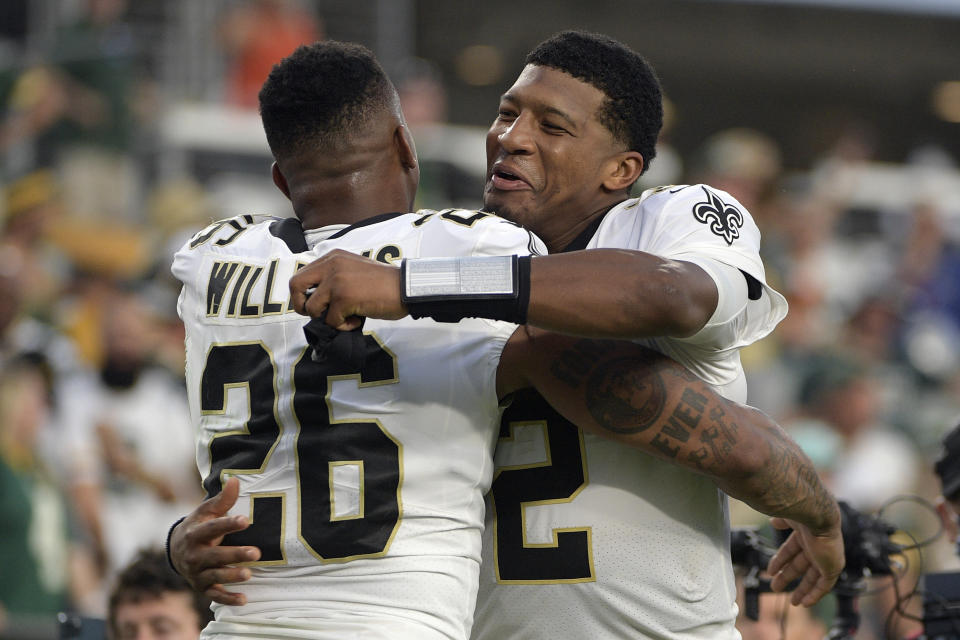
[289,31,837,640]
[170,38,842,640]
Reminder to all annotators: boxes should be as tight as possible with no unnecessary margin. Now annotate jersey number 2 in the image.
[200,340,400,563]
[491,389,594,583]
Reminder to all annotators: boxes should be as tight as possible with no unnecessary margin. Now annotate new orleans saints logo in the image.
[692,186,744,245]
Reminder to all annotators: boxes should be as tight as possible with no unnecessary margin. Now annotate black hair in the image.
[107,548,213,635]
[526,31,663,174]
[259,40,395,159]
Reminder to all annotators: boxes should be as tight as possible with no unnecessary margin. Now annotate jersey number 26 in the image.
[200,339,400,563]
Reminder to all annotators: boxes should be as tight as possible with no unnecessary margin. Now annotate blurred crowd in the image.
[1,1,959,639]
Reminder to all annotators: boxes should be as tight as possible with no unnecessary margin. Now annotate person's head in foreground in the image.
[108,549,213,640]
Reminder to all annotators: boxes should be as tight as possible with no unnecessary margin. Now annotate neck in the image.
[279,120,416,230]
[540,198,625,253]
[287,165,412,231]
[294,184,406,231]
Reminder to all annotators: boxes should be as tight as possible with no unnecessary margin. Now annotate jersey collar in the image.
[559,203,617,253]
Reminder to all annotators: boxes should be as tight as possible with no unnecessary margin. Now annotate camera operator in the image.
[921,420,960,639]
[934,423,960,554]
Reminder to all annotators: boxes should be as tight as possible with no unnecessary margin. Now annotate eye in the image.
[497,108,517,121]
[542,121,568,134]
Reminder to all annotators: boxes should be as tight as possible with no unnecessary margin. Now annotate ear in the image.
[601,151,644,193]
[395,124,418,171]
[937,497,960,543]
[272,162,291,200]
[395,124,420,209]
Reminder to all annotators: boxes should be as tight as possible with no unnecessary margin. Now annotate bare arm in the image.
[498,327,843,605]
[499,327,835,527]
[527,249,718,338]
[289,249,717,338]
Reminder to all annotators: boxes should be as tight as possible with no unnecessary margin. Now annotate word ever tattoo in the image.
[550,339,741,472]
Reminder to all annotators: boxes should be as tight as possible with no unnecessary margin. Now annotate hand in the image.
[767,516,845,607]
[169,477,260,605]
[289,249,406,330]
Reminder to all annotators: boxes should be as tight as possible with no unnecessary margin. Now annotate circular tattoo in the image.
[585,357,666,434]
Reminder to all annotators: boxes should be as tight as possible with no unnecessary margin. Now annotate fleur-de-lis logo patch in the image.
[692,187,744,245]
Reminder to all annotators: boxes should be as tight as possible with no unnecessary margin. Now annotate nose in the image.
[497,115,535,155]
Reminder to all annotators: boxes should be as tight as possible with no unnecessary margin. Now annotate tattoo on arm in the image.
[547,337,836,527]
[759,425,836,524]
[549,339,741,471]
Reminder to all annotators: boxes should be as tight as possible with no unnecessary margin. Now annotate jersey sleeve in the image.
[170,214,278,325]
[638,185,762,274]
[171,234,202,324]
[639,185,788,348]
[406,210,538,376]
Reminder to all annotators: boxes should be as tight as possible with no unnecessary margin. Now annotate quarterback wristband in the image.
[400,255,531,324]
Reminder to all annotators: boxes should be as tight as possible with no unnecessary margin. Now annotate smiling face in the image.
[483,65,642,251]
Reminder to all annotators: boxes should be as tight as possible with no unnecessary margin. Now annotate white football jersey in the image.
[173,210,544,640]
[472,185,787,640]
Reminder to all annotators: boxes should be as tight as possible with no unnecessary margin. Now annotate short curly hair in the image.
[107,548,213,636]
[526,31,663,174]
[259,41,396,159]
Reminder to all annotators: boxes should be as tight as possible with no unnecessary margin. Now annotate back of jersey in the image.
[172,210,542,640]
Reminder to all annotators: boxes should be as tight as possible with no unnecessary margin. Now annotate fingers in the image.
[769,552,809,593]
[790,569,832,607]
[766,521,844,608]
[289,261,327,316]
[766,529,800,577]
[196,564,255,592]
[290,251,355,316]
[290,267,336,322]
[292,269,357,327]
[291,273,328,317]
[192,514,249,543]
[768,549,831,607]
[186,516,255,551]
[289,275,310,315]
[338,316,364,331]
[767,530,815,596]
[205,584,248,607]
[201,477,241,519]
[181,529,260,593]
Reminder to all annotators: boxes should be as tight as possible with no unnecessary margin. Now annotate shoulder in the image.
[171,214,290,282]
[181,214,287,253]
[637,184,750,218]
[411,209,546,258]
[632,184,759,245]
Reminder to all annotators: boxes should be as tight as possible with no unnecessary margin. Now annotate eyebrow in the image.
[500,93,579,131]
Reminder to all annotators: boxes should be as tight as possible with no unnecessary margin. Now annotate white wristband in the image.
[402,256,517,300]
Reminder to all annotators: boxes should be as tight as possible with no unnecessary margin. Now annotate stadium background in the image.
[1,0,959,638]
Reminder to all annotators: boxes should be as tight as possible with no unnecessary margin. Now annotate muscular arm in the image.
[527,249,718,338]
[498,326,836,531]
[498,326,843,605]
[289,249,718,338]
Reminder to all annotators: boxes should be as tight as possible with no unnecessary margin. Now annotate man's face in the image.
[111,592,202,640]
[483,64,625,246]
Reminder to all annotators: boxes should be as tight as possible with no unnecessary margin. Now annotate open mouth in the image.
[490,167,531,191]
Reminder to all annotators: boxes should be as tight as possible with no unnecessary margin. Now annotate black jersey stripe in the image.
[327,212,408,239]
